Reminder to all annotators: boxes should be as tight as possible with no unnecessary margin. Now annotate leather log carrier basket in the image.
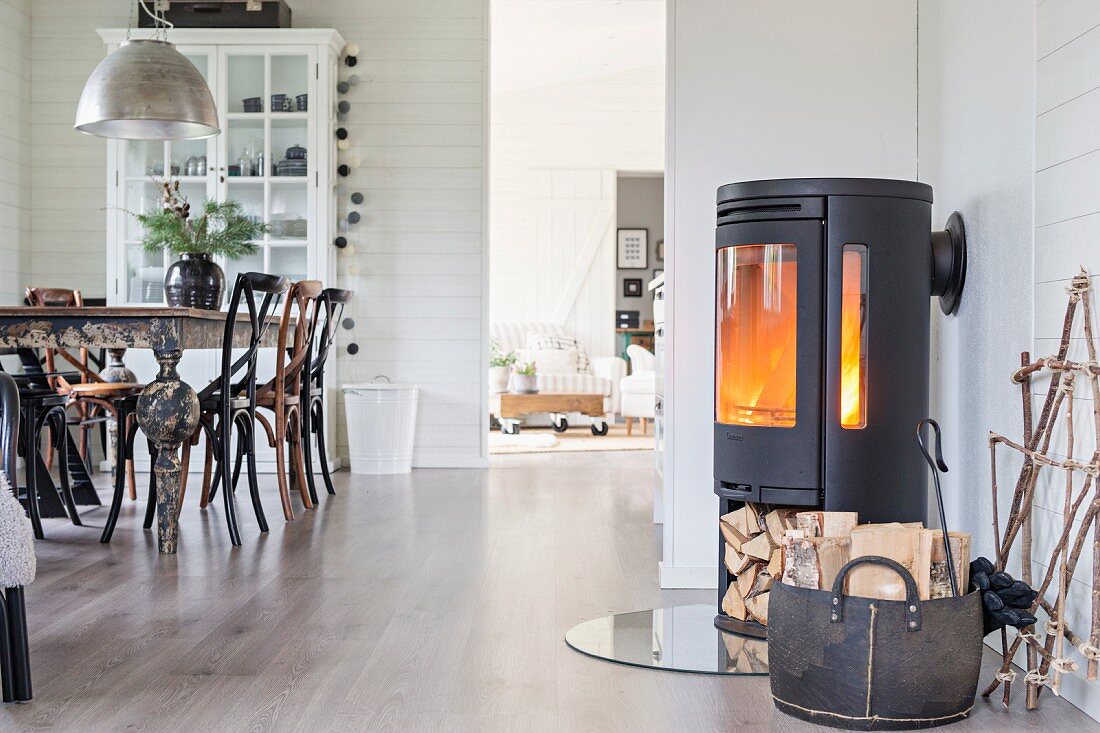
[768,556,983,730]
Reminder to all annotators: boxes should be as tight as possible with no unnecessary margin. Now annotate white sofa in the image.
[491,321,626,417]
[620,345,656,434]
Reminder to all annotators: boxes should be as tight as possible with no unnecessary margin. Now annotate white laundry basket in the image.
[342,381,419,474]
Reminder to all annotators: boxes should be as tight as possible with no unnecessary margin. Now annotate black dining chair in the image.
[301,287,352,503]
[0,371,33,703]
[0,348,80,539]
[173,272,291,546]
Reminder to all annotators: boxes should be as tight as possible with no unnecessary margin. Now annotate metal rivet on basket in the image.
[909,621,917,628]
[909,605,917,612]
[831,613,838,621]
[832,597,839,605]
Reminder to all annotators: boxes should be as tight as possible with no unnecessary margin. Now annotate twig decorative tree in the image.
[984,269,1100,709]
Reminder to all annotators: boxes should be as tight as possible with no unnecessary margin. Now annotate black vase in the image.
[164,253,225,310]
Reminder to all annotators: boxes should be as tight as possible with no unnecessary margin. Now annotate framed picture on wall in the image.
[617,228,648,269]
[623,278,643,297]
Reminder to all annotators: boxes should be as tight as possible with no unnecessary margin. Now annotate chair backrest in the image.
[265,280,324,400]
[491,321,570,355]
[626,344,655,373]
[307,288,353,389]
[24,287,94,390]
[0,372,18,487]
[203,272,290,403]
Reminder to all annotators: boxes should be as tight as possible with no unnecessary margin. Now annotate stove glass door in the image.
[715,243,797,427]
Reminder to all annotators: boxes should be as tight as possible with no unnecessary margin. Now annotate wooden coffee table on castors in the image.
[490,392,609,436]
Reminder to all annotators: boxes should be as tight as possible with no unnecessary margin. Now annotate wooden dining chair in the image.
[24,288,145,502]
[253,280,323,521]
[301,287,352,503]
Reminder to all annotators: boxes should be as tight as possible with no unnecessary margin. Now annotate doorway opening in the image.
[486,0,665,455]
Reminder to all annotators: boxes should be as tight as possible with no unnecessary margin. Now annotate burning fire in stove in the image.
[840,246,867,429]
[716,244,797,428]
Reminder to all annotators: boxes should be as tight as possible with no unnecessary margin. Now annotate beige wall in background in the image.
[25,0,489,467]
[614,174,663,326]
[0,0,31,304]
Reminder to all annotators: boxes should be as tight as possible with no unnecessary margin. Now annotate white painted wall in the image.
[489,0,663,359]
[663,0,919,588]
[25,0,489,468]
[0,0,30,304]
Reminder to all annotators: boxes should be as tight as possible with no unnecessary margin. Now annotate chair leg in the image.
[626,417,633,436]
[273,417,294,522]
[22,404,43,541]
[126,413,137,502]
[301,402,319,506]
[143,442,157,531]
[642,418,648,435]
[315,403,336,496]
[6,587,32,702]
[231,431,245,492]
[240,417,268,533]
[0,590,12,703]
[220,416,242,546]
[199,437,214,509]
[289,415,311,510]
[50,413,81,527]
[100,408,132,543]
[178,436,191,518]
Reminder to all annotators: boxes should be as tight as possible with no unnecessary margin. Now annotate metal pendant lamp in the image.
[74,2,219,140]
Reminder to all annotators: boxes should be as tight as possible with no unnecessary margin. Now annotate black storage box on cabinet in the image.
[138,1,291,29]
[768,557,984,731]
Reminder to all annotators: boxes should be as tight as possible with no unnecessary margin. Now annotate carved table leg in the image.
[136,349,199,554]
[101,347,137,491]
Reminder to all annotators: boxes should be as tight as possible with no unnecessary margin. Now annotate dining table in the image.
[0,306,285,554]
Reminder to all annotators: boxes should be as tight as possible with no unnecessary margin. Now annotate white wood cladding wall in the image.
[0,0,30,304]
[1029,0,1100,716]
[24,0,489,467]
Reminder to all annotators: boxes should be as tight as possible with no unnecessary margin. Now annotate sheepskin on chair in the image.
[0,473,34,588]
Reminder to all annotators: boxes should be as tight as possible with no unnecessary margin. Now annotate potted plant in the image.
[133,180,270,309]
[511,360,538,394]
[489,341,517,394]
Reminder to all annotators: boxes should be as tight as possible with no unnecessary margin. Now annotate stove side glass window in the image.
[840,244,868,429]
[715,243,797,428]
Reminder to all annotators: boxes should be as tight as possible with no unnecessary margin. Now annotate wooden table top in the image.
[0,306,270,320]
[0,306,286,351]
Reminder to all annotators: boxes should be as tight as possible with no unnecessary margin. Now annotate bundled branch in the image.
[983,269,1100,709]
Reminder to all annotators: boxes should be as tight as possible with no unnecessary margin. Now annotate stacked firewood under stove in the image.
[720,505,972,627]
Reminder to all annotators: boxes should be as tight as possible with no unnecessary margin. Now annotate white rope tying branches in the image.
[1024,669,1050,686]
[1079,643,1100,661]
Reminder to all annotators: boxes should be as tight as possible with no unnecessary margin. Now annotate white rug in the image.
[492,433,560,449]
[488,423,653,455]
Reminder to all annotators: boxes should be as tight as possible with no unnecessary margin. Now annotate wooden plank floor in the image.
[1,451,1096,731]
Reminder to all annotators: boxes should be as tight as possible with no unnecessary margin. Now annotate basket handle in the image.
[830,555,922,632]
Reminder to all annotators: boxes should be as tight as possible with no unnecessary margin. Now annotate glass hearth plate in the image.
[565,604,768,675]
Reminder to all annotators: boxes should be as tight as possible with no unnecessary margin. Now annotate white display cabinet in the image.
[100,28,345,473]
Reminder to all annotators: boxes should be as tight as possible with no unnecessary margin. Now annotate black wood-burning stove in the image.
[713,178,966,637]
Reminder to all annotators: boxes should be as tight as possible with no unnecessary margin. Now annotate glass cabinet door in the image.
[219,47,315,295]
[118,48,217,304]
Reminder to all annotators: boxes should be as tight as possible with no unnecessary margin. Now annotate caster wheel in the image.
[501,422,520,435]
[552,417,569,433]
[591,423,609,436]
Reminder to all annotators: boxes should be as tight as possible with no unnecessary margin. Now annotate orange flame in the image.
[715,245,797,428]
[840,249,865,428]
